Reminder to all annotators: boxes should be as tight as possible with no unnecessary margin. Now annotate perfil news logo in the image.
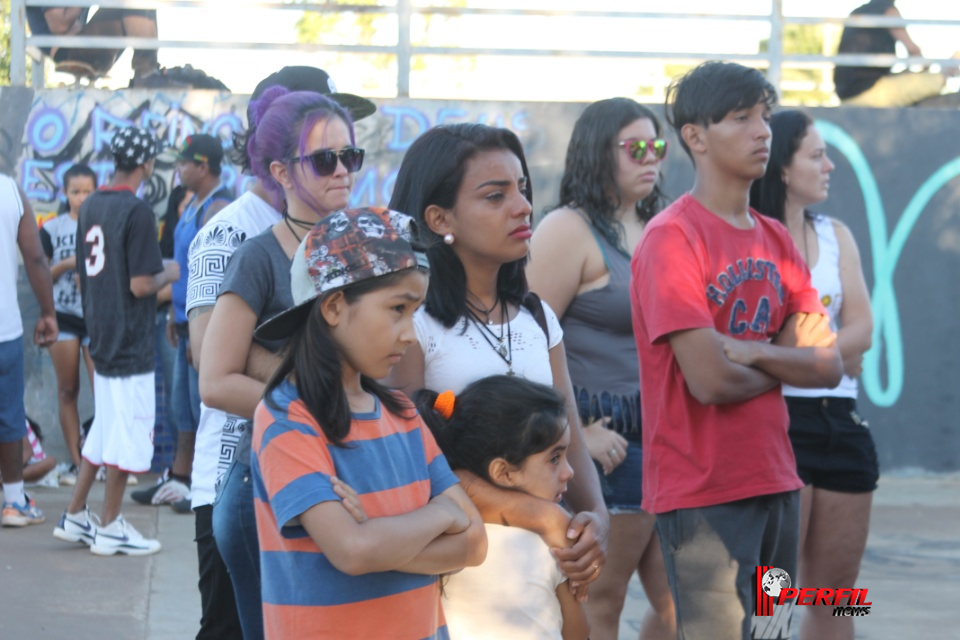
[756,567,872,617]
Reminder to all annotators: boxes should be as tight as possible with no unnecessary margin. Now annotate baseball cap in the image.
[255,208,429,341]
[250,66,377,122]
[110,126,160,168]
[177,134,223,171]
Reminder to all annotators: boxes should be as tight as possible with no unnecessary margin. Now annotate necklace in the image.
[466,301,514,375]
[285,210,316,231]
[283,214,303,243]
[801,215,811,266]
[466,294,496,325]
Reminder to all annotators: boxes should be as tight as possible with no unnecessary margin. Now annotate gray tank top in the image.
[561,219,641,440]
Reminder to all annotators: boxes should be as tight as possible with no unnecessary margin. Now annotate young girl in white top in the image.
[415,375,588,640]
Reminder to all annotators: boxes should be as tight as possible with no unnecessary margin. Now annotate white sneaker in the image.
[95,466,139,485]
[56,463,78,486]
[152,479,190,505]
[90,515,162,556]
[53,507,99,546]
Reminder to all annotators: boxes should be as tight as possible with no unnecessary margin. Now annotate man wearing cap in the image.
[53,126,179,557]
[183,67,376,640]
[132,134,233,512]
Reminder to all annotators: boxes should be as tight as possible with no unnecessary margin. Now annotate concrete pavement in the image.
[1,472,956,639]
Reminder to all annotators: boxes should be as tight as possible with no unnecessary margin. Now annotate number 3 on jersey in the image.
[85,225,106,276]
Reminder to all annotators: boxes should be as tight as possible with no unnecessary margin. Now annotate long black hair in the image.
[388,124,533,328]
[413,376,567,482]
[551,98,667,253]
[749,109,814,223]
[264,270,420,447]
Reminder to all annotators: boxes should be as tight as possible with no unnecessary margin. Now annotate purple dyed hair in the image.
[246,86,355,211]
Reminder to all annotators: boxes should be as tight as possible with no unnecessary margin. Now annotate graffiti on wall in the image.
[18,90,247,224]
[12,89,531,228]
[818,119,960,408]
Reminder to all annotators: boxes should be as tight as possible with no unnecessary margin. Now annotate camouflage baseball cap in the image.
[255,208,429,341]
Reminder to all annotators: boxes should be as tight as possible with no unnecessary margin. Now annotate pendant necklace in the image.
[466,300,514,375]
[466,295,496,325]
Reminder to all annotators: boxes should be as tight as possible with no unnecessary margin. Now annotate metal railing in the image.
[8,0,960,96]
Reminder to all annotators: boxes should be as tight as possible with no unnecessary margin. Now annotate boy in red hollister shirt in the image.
[630,62,844,640]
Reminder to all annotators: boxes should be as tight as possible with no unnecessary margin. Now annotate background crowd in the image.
[1,56,878,640]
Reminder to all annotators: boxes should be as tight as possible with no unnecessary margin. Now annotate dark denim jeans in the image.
[213,459,263,640]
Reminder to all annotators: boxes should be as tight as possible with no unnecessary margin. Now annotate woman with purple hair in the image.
[199,87,363,639]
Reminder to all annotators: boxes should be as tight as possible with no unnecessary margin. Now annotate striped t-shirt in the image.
[253,381,458,640]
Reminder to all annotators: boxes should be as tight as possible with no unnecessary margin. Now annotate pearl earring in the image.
[443,233,455,245]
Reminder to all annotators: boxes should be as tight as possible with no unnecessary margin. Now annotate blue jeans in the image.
[172,333,201,433]
[0,338,26,443]
[155,308,176,436]
[213,460,263,640]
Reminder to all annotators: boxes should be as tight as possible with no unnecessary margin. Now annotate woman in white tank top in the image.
[750,110,878,640]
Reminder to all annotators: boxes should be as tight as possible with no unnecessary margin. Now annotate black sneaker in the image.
[131,469,171,505]
[170,498,193,514]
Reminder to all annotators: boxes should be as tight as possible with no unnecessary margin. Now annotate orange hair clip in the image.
[434,390,456,420]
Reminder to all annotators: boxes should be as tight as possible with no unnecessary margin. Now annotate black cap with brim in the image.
[254,298,315,343]
[250,66,377,122]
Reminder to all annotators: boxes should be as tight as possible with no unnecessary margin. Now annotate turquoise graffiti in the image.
[817,120,960,407]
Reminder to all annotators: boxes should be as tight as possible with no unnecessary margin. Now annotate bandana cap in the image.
[255,207,428,341]
[109,126,160,168]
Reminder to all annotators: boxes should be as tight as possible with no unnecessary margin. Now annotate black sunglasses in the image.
[289,147,365,176]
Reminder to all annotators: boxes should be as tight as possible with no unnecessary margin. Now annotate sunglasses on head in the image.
[618,138,668,162]
[290,147,365,176]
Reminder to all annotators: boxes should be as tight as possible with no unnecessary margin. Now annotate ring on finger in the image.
[610,448,618,457]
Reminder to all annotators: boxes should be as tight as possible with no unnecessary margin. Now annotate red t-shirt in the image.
[631,194,824,513]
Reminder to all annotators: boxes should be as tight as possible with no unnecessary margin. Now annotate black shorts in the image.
[786,396,879,493]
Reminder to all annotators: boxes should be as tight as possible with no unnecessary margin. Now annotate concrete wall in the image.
[3,86,958,472]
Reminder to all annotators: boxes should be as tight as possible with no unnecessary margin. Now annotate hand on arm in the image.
[547,344,610,598]
[669,327,778,405]
[298,488,466,576]
[130,259,179,298]
[198,293,266,419]
[395,484,487,574]
[245,343,283,384]
[733,313,843,388]
[17,195,58,346]
[581,418,628,476]
[49,255,76,280]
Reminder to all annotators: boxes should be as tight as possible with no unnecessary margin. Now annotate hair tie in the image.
[434,390,455,420]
